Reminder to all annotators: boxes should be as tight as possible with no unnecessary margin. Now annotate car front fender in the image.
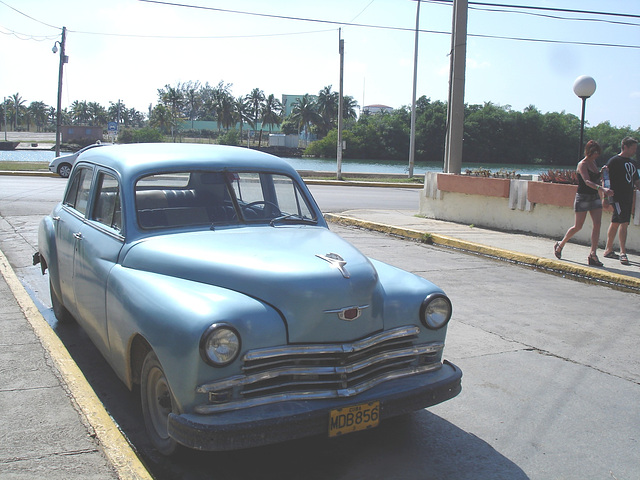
[105,265,288,413]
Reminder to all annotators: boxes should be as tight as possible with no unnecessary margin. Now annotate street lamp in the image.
[52,27,68,157]
[573,75,596,159]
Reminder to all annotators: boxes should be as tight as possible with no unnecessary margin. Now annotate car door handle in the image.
[52,216,60,221]
[73,232,83,240]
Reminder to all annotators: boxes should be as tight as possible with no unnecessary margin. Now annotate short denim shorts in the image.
[574,193,602,212]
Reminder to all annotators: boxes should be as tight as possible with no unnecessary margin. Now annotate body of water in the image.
[0,149,572,176]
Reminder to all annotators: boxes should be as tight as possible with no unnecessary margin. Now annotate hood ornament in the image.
[316,253,350,279]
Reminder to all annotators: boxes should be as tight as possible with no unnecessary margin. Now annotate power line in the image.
[0,25,59,41]
[136,0,639,49]
[423,0,640,27]
[0,0,58,30]
[1,0,638,49]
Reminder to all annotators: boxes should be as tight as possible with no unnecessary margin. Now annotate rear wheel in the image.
[141,351,179,456]
[49,278,73,323]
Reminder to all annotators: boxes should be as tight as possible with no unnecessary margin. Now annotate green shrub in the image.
[218,129,239,146]
[119,127,164,144]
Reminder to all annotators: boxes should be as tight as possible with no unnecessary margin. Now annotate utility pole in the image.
[3,97,7,141]
[408,0,421,179]
[54,27,68,157]
[337,29,345,180]
[444,0,468,174]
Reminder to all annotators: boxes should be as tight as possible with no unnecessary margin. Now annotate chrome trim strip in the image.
[194,362,443,414]
[242,326,420,363]
[197,343,444,394]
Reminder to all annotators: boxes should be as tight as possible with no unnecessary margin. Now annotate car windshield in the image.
[135,171,317,230]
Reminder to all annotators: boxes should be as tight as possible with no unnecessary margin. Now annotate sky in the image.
[1,0,639,129]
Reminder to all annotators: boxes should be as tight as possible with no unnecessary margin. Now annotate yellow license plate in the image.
[328,401,380,437]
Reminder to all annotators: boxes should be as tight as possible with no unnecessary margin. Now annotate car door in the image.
[73,169,124,358]
[55,165,94,315]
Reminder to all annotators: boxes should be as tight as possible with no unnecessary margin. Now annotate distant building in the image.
[363,104,394,115]
[61,125,103,143]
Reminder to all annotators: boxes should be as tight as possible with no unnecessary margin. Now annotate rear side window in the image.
[91,172,122,233]
[63,167,93,216]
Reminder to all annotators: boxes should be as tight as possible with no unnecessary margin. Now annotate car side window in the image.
[63,167,93,216]
[91,172,122,233]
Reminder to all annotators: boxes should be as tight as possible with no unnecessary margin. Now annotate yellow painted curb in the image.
[0,249,152,480]
[303,179,423,188]
[324,213,640,292]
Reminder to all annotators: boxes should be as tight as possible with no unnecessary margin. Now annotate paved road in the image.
[1,176,639,480]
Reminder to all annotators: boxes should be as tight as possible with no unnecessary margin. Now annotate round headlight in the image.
[420,294,452,330]
[200,324,241,367]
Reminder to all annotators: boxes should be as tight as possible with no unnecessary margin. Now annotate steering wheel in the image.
[241,200,281,218]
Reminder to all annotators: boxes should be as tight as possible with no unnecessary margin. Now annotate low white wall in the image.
[420,172,640,251]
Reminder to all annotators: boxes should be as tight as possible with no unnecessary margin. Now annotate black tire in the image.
[57,163,72,178]
[49,278,73,323]
[140,351,179,456]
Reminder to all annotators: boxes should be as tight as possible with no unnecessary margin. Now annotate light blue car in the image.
[36,143,462,455]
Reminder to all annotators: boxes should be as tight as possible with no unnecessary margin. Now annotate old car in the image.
[48,142,111,178]
[36,143,462,455]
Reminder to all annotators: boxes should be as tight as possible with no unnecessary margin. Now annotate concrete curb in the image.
[324,213,640,293]
[0,249,152,480]
[0,171,57,177]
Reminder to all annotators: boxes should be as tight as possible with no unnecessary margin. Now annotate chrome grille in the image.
[196,326,444,414]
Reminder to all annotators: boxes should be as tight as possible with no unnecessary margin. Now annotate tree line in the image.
[2,83,637,166]
[308,98,639,166]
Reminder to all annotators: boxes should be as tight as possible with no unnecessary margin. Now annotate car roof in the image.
[78,143,299,179]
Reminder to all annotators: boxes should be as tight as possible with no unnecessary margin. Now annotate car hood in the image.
[122,226,384,342]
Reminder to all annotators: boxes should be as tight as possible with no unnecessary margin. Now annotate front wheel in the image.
[140,351,179,456]
[57,163,72,178]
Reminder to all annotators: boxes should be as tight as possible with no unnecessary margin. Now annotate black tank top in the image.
[577,169,600,194]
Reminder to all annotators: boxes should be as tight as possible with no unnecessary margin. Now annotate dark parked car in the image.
[36,143,462,455]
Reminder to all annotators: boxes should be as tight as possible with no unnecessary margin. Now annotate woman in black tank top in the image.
[553,140,613,266]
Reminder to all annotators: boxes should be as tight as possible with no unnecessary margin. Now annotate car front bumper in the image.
[168,360,462,451]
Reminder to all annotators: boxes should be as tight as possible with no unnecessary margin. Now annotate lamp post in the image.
[572,75,596,159]
[52,27,67,157]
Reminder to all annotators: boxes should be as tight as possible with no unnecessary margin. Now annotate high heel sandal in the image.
[553,242,562,259]
[588,254,603,267]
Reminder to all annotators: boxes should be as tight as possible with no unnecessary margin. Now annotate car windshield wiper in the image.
[270,214,317,226]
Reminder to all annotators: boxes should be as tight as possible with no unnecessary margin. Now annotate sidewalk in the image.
[0,249,151,480]
[325,209,640,293]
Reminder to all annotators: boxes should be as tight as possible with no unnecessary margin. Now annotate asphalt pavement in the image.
[1,192,639,478]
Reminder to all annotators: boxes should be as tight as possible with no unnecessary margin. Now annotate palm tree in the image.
[290,94,321,141]
[261,94,283,133]
[183,81,201,129]
[342,95,359,121]
[247,88,265,131]
[150,104,174,134]
[88,102,108,126]
[218,94,236,131]
[158,85,184,139]
[128,108,146,128]
[71,100,90,125]
[317,86,338,135]
[234,96,252,145]
[28,101,49,132]
[11,93,25,130]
